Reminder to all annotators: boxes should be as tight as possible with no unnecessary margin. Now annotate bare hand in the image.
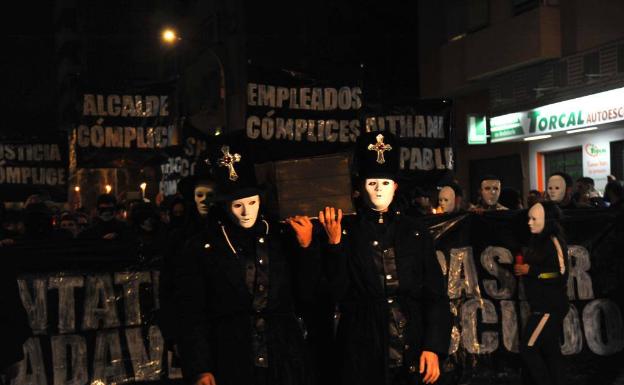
[0,238,15,246]
[194,372,216,385]
[102,233,118,240]
[286,216,313,248]
[514,264,529,276]
[420,351,440,383]
[319,207,342,245]
[470,206,485,215]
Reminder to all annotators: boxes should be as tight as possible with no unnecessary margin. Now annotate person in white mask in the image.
[319,131,450,385]
[546,172,576,209]
[514,201,569,385]
[159,161,218,363]
[174,140,318,385]
[438,183,464,214]
[469,175,508,212]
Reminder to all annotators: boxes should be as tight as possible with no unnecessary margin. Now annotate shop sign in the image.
[582,140,610,191]
[490,87,624,142]
[467,114,487,144]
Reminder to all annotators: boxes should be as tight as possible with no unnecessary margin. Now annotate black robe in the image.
[175,218,319,385]
[325,208,451,385]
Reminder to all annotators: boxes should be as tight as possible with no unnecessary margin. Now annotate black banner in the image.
[74,86,180,168]
[245,67,454,187]
[157,124,212,196]
[428,209,624,385]
[0,137,68,202]
[245,67,363,162]
[7,209,624,385]
[363,101,453,188]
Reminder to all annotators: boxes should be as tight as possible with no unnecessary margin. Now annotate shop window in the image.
[512,0,539,15]
[544,148,583,184]
[583,52,600,82]
[553,60,568,87]
[612,140,624,181]
[618,44,624,74]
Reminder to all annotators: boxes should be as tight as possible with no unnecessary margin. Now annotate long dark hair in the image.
[535,201,564,239]
[527,201,566,263]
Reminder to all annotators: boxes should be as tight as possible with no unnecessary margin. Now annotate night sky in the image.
[3,1,419,137]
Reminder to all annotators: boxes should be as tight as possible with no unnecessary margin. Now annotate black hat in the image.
[178,154,216,201]
[209,137,259,201]
[356,131,399,180]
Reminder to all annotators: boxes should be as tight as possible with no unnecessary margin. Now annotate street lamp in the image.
[162,28,179,45]
[158,27,226,137]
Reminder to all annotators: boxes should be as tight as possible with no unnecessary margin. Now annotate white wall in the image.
[529,126,624,190]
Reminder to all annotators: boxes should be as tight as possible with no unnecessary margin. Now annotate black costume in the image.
[325,208,450,385]
[0,256,30,380]
[324,131,451,385]
[175,217,318,385]
[159,160,216,349]
[174,140,318,385]
[520,234,569,385]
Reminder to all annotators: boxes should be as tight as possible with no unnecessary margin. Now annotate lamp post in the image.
[159,27,226,136]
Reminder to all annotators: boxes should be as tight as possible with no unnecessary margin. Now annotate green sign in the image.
[467,115,487,144]
[489,86,624,142]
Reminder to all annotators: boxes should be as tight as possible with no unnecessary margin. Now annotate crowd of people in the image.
[404,173,623,216]
[1,132,623,385]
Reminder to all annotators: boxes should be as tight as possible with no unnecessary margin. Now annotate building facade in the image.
[418,0,624,202]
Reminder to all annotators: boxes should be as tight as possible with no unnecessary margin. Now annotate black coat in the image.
[159,214,212,346]
[523,235,570,316]
[0,256,30,371]
[325,209,451,385]
[174,218,319,385]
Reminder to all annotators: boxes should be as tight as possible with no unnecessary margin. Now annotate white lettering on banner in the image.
[83,94,169,117]
[76,122,177,149]
[12,243,623,385]
[399,147,454,171]
[247,84,363,111]
[246,115,361,143]
[13,271,183,385]
[365,115,445,139]
[437,245,623,356]
[0,167,66,186]
[0,144,62,162]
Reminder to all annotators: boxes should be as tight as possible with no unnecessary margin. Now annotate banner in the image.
[7,240,184,385]
[363,101,454,188]
[7,209,623,385]
[245,67,363,162]
[426,209,624,385]
[157,124,212,196]
[245,67,454,188]
[0,137,68,202]
[74,86,180,168]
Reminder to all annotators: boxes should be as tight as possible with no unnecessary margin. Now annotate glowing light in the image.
[523,135,552,141]
[74,186,80,192]
[161,28,178,44]
[566,126,598,134]
[105,185,112,194]
[140,182,147,200]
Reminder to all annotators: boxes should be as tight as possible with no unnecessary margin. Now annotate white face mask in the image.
[547,175,566,203]
[528,203,545,234]
[438,187,456,213]
[229,195,260,228]
[480,180,501,206]
[194,185,215,216]
[364,178,396,211]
